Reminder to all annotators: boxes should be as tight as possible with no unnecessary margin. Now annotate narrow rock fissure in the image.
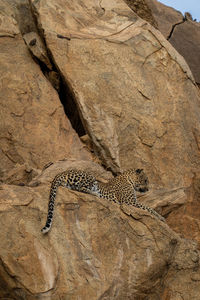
[24,2,115,175]
[19,2,117,175]
[167,19,185,40]
[22,2,86,137]
[59,76,86,137]
[33,53,86,137]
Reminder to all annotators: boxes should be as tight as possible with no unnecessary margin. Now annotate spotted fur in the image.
[41,170,97,233]
[41,169,165,234]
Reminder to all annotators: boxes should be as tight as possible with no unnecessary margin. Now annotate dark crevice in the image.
[23,0,86,137]
[36,55,86,136]
[167,19,185,40]
[57,34,71,40]
[20,1,111,174]
[58,76,86,136]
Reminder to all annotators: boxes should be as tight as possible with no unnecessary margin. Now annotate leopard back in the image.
[96,169,149,204]
[41,168,165,234]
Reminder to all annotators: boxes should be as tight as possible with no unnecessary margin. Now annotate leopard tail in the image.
[41,176,61,234]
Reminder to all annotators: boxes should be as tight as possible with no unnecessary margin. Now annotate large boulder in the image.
[30,0,200,190]
[169,19,200,85]
[144,0,200,85]
[145,0,183,38]
[1,0,200,299]
[28,0,200,256]
[0,162,200,299]
[0,3,91,184]
[124,0,158,28]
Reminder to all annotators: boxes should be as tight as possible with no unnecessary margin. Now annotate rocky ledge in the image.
[0,0,200,299]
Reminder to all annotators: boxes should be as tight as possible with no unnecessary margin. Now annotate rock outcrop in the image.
[124,0,158,28]
[0,1,91,185]
[169,19,200,86]
[144,0,200,85]
[1,162,200,299]
[30,0,200,187]
[145,0,183,38]
[1,0,200,299]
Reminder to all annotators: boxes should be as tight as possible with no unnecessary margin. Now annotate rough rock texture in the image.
[1,0,200,299]
[166,173,200,247]
[169,19,200,85]
[145,0,183,38]
[28,0,200,265]
[30,0,200,189]
[23,31,52,70]
[122,0,200,243]
[124,0,158,28]
[1,162,200,300]
[144,0,200,85]
[0,3,91,184]
[0,0,37,35]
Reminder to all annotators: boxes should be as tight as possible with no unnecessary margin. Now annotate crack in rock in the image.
[167,19,185,40]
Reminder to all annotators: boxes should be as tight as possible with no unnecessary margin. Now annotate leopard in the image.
[41,168,165,234]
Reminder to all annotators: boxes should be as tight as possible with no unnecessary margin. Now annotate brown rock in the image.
[0,11,91,184]
[29,159,113,187]
[0,164,200,299]
[144,0,200,85]
[23,31,52,70]
[124,0,158,28]
[125,0,200,246]
[0,0,37,36]
[1,0,200,298]
[169,20,200,85]
[138,186,187,217]
[30,0,200,191]
[28,0,200,268]
[167,199,200,248]
[145,0,183,38]
[0,17,19,38]
[162,239,200,300]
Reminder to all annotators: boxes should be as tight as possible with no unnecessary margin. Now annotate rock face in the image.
[1,0,200,299]
[121,0,200,245]
[144,0,200,85]
[0,2,91,184]
[169,19,200,85]
[145,0,183,38]
[1,163,200,300]
[124,0,158,28]
[30,0,200,191]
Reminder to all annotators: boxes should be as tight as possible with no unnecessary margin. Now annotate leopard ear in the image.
[136,169,143,174]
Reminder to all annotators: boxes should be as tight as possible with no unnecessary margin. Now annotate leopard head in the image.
[134,169,149,192]
[126,169,149,193]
